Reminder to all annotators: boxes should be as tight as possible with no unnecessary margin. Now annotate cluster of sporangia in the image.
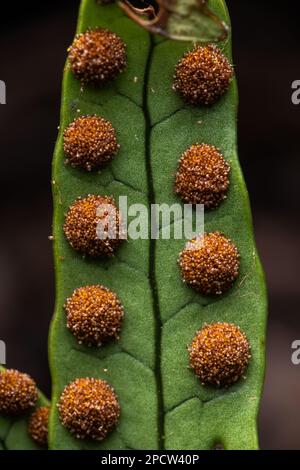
[0,369,49,447]
[0,21,251,445]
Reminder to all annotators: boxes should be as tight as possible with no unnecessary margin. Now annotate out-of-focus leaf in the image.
[119,0,228,42]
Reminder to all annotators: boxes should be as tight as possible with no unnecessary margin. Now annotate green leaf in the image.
[0,368,50,450]
[49,0,267,450]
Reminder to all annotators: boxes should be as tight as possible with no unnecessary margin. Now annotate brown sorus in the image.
[28,406,49,447]
[58,378,120,441]
[65,285,124,346]
[189,322,251,387]
[175,143,230,209]
[63,115,119,171]
[64,195,124,258]
[179,232,240,295]
[0,369,38,415]
[173,44,234,105]
[68,28,126,85]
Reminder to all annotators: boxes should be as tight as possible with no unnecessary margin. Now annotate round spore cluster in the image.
[68,28,126,85]
[63,115,119,171]
[0,369,38,415]
[58,378,120,441]
[179,232,240,296]
[65,285,124,346]
[175,143,230,209]
[63,195,124,258]
[28,406,49,447]
[173,44,234,105]
[189,322,251,387]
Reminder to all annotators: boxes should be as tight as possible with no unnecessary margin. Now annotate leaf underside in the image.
[49,0,267,450]
[0,368,49,450]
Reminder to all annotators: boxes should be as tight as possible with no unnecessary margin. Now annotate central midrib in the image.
[143,35,164,450]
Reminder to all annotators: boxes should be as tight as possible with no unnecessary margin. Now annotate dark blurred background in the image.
[0,0,299,449]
